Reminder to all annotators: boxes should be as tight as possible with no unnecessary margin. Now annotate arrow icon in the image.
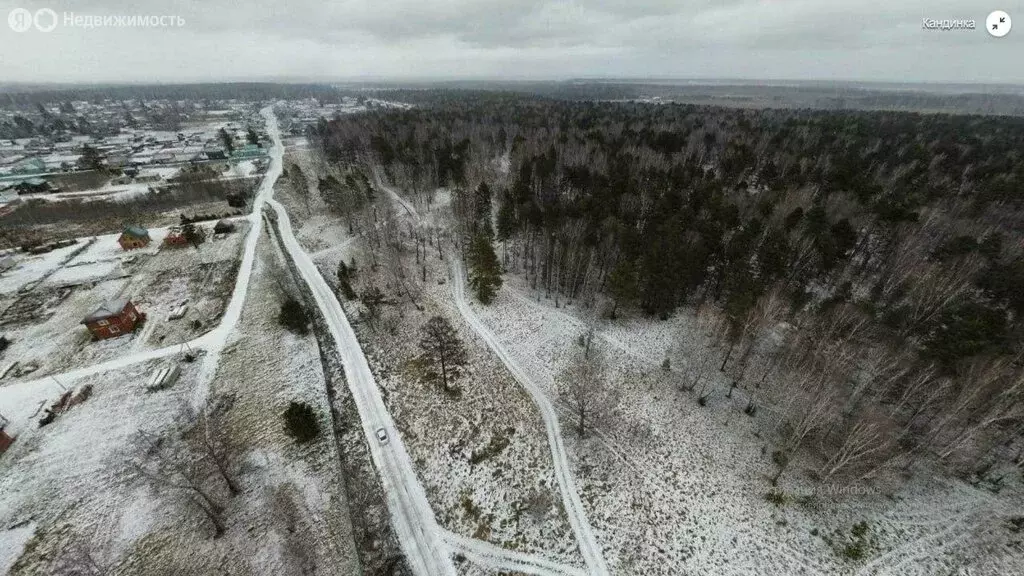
[987,10,1012,37]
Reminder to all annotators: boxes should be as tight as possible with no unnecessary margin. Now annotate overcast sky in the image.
[0,0,1020,84]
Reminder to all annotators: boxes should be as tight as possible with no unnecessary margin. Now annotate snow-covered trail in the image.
[192,105,285,408]
[266,196,456,576]
[1,106,284,417]
[441,531,588,576]
[452,260,610,576]
[272,179,585,576]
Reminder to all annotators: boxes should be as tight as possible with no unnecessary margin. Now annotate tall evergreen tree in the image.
[467,232,502,304]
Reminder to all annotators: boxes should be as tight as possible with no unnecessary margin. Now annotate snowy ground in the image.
[0,224,246,386]
[272,153,584,569]
[0,357,197,573]
[465,272,1024,575]
[0,214,360,576]
[0,237,362,575]
[352,267,583,565]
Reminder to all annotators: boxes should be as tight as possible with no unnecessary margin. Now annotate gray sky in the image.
[0,0,1020,84]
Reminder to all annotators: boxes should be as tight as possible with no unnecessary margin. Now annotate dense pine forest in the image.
[311,94,1024,488]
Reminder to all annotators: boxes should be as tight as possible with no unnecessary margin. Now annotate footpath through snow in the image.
[375,178,608,575]
[452,260,610,576]
[270,182,587,576]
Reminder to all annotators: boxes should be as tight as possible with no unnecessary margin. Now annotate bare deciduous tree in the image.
[558,347,617,438]
[819,416,890,480]
[132,427,232,538]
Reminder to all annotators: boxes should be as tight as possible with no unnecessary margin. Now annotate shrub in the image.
[278,297,310,335]
[841,521,871,561]
[283,401,320,443]
[336,260,357,300]
[0,335,9,353]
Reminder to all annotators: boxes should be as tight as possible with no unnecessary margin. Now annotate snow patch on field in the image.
[466,273,1024,575]
[0,523,36,574]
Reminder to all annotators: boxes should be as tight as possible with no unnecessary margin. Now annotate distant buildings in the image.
[0,97,269,182]
[9,178,57,195]
[231,143,264,160]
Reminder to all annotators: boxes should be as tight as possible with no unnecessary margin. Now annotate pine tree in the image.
[182,222,206,248]
[419,316,468,392]
[278,298,309,335]
[283,401,320,443]
[336,260,356,299]
[218,127,234,155]
[473,182,494,238]
[77,144,104,171]
[467,233,502,304]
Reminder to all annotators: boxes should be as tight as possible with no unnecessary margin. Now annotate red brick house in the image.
[117,226,151,250]
[81,298,144,340]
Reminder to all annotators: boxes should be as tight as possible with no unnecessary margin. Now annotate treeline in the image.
[312,95,1024,485]
[0,82,344,107]
[0,178,254,248]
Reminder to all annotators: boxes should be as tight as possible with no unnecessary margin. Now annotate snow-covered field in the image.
[353,271,583,565]
[464,272,1024,575]
[0,357,193,572]
[0,237,362,575]
[0,224,246,386]
[273,151,584,570]
[0,242,84,295]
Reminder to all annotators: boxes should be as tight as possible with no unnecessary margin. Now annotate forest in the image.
[311,93,1024,490]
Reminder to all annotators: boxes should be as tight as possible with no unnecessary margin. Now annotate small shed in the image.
[82,298,144,340]
[118,226,151,250]
[162,227,189,248]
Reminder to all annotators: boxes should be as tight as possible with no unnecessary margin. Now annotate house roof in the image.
[82,298,131,323]
[121,226,149,238]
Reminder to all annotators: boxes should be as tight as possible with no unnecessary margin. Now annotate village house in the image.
[81,298,144,340]
[117,226,151,250]
[231,143,264,160]
[162,226,189,248]
[203,146,228,160]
